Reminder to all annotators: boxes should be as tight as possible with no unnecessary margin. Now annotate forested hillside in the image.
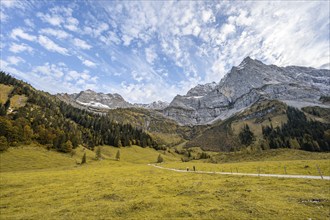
[262,107,330,151]
[187,100,330,152]
[0,71,157,152]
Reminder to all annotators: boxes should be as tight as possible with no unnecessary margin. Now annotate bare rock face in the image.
[58,89,132,109]
[58,90,169,111]
[133,101,169,110]
[164,57,330,125]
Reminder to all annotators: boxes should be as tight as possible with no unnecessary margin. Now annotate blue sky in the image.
[1,0,329,103]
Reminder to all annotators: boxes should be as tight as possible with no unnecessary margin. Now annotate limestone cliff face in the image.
[164,57,330,125]
[58,89,132,109]
[133,101,169,110]
[57,90,169,110]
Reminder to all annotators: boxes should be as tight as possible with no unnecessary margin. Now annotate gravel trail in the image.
[148,164,330,180]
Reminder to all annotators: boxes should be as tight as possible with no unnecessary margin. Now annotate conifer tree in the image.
[157,154,164,163]
[4,99,10,110]
[239,124,255,146]
[81,152,86,164]
[63,140,73,153]
[0,103,6,116]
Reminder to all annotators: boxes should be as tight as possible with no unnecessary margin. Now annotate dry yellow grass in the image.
[10,94,28,109]
[0,84,13,103]
[0,145,329,219]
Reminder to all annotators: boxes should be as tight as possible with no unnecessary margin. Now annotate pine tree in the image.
[63,140,73,153]
[157,154,164,163]
[81,152,87,164]
[4,99,10,110]
[0,103,6,116]
[239,124,255,146]
[116,150,120,161]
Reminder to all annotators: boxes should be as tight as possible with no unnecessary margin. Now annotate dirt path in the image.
[148,164,330,180]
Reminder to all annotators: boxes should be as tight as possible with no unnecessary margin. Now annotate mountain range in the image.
[1,57,330,152]
[58,57,330,125]
[58,90,169,111]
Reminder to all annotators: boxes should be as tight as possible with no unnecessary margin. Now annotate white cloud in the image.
[100,31,121,45]
[1,60,97,94]
[202,9,214,23]
[0,11,8,22]
[38,35,69,55]
[73,38,92,50]
[11,28,36,41]
[24,19,34,28]
[37,12,63,26]
[9,43,33,53]
[7,56,24,65]
[0,0,16,8]
[118,82,165,103]
[95,23,109,36]
[219,23,236,42]
[64,17,79,31]
[82,59,96,68]
[145,46,157,64]
[39,28,70,39]
[122,35,133,46]
[33,62,64,78]
[83,22,109,38]
[1,1,329,104]
[77,55,97,68]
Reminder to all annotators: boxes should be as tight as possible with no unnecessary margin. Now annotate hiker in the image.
[193,166,196,171]
[186,167,189,171]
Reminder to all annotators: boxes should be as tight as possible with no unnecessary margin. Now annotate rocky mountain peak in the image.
[134,100,169,110]
[164,58,330,125]
[58,89,169,111]
[57,89,132,109]
[186,82,217,97]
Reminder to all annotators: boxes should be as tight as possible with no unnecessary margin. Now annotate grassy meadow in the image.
[0,84,13,103]
[0,145,329,219]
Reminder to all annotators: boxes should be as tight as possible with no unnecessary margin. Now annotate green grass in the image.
[0,146,329,219]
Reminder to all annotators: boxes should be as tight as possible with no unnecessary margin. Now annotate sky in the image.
[0,0,329,104]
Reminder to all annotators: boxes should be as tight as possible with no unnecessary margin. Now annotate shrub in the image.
[116,150,120,161]
[95,146,102,160]
[0,136,9,151]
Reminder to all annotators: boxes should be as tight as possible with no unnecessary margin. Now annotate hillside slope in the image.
[187,100,330,152]
[0,71,158,153]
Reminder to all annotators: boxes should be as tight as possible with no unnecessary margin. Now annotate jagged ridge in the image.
[164,57,330,125]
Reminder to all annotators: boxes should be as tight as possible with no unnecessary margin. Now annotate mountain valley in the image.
[2,57,329,153]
